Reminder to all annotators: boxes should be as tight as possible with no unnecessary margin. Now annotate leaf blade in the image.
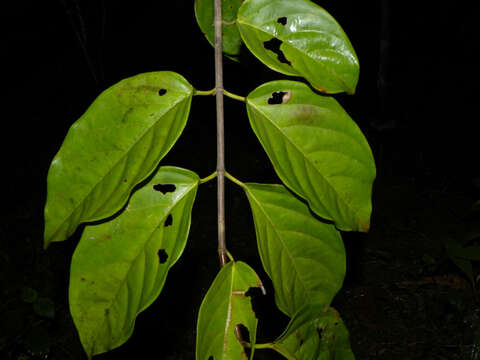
[69,166,199,357]
[194,0,243,59]
[196,261,262,360]
[244,183,345,317]
[44,71,193,247]
[246,80,375,232]
[237,0,359,93]
[273,304,354,360]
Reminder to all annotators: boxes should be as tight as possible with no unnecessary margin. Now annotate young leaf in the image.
[237,0,359,94]
[69,166,199,358]
[246,80,375,233]
[244,183,345,317]
[195,0,243,60]
[271,304,354,360]
[44,71,193,247]
[196,261,262,360]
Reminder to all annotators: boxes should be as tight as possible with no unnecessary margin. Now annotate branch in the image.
[214,0,228,267]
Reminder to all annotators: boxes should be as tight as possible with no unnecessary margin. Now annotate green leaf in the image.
[196,261,262,360]
[246,80,375,232]
[272,305,354,360]
[69,166,199,358]
[194,0,243,60]
[244,183,345,317]
[237,0,359,94]
[44,72,193,247]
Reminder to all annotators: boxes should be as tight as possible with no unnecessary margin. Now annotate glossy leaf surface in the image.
[44,72,193,247]
[244,183,345,317]
[246,80,375,232]
[272,304,354,360]
[237,0,359,93]
[69,167,199,358]
[195,0,243,59]
[196,261,261,360]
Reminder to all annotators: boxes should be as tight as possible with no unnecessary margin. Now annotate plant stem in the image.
[194,88,216,96]
[199,171,217,184]
[225,171,246,189]
[224,89,246,102]
[214,0,228,268]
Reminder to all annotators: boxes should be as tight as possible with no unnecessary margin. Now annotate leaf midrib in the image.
[247,187,310,315]
[49,91,191,242]
[237,16,353,92]
[249,103,360,222]
[93,180,198,348]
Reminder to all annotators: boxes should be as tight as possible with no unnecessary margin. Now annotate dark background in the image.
[1,1,479,359]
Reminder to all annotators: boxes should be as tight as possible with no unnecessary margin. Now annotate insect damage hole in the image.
[268,91,291,105]
[158,88,167,96]
[263,38,291,65]
[164,214,173,227]
[157,249,168,264]
[277,16,287,25]
[245,286,266,321]
[153,184,176,194]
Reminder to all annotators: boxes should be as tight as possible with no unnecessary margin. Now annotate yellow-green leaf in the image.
[272,305,354,360]
[244,183,345,317]
[196,261,262,360]
[195,0,243,60]
[69,166,199,358]
[237,0,359,94]
[246,80,375,232]
[44,72,193,247]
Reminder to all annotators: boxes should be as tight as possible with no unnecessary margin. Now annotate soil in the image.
[1,123,479,360]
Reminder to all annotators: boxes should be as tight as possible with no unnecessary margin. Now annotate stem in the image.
[254,343,296,360]
[194,88,216,96]
[214,0,228,268]
[199,171,217,184]
[224,89,246,102]
[225,171,246,189]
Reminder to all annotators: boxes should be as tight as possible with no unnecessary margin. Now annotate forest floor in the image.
[1,136,479,360]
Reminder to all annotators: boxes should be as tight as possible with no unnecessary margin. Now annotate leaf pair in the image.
[196,0,359,94]
[195,181,355,359]
[43,72,198,357]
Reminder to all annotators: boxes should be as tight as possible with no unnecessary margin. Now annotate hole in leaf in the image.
[245,286,266,319]
[157,249,168,263]
[208,357,214,360]
[164,214,173,227]
[268,91,290,105]
[235,324,251,358]
[158,88,167,96]
[277,16,287,25]
[153,184,176,194]
[263,38,291,65]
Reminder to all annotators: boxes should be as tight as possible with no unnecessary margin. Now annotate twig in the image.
[214,0,227,268]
